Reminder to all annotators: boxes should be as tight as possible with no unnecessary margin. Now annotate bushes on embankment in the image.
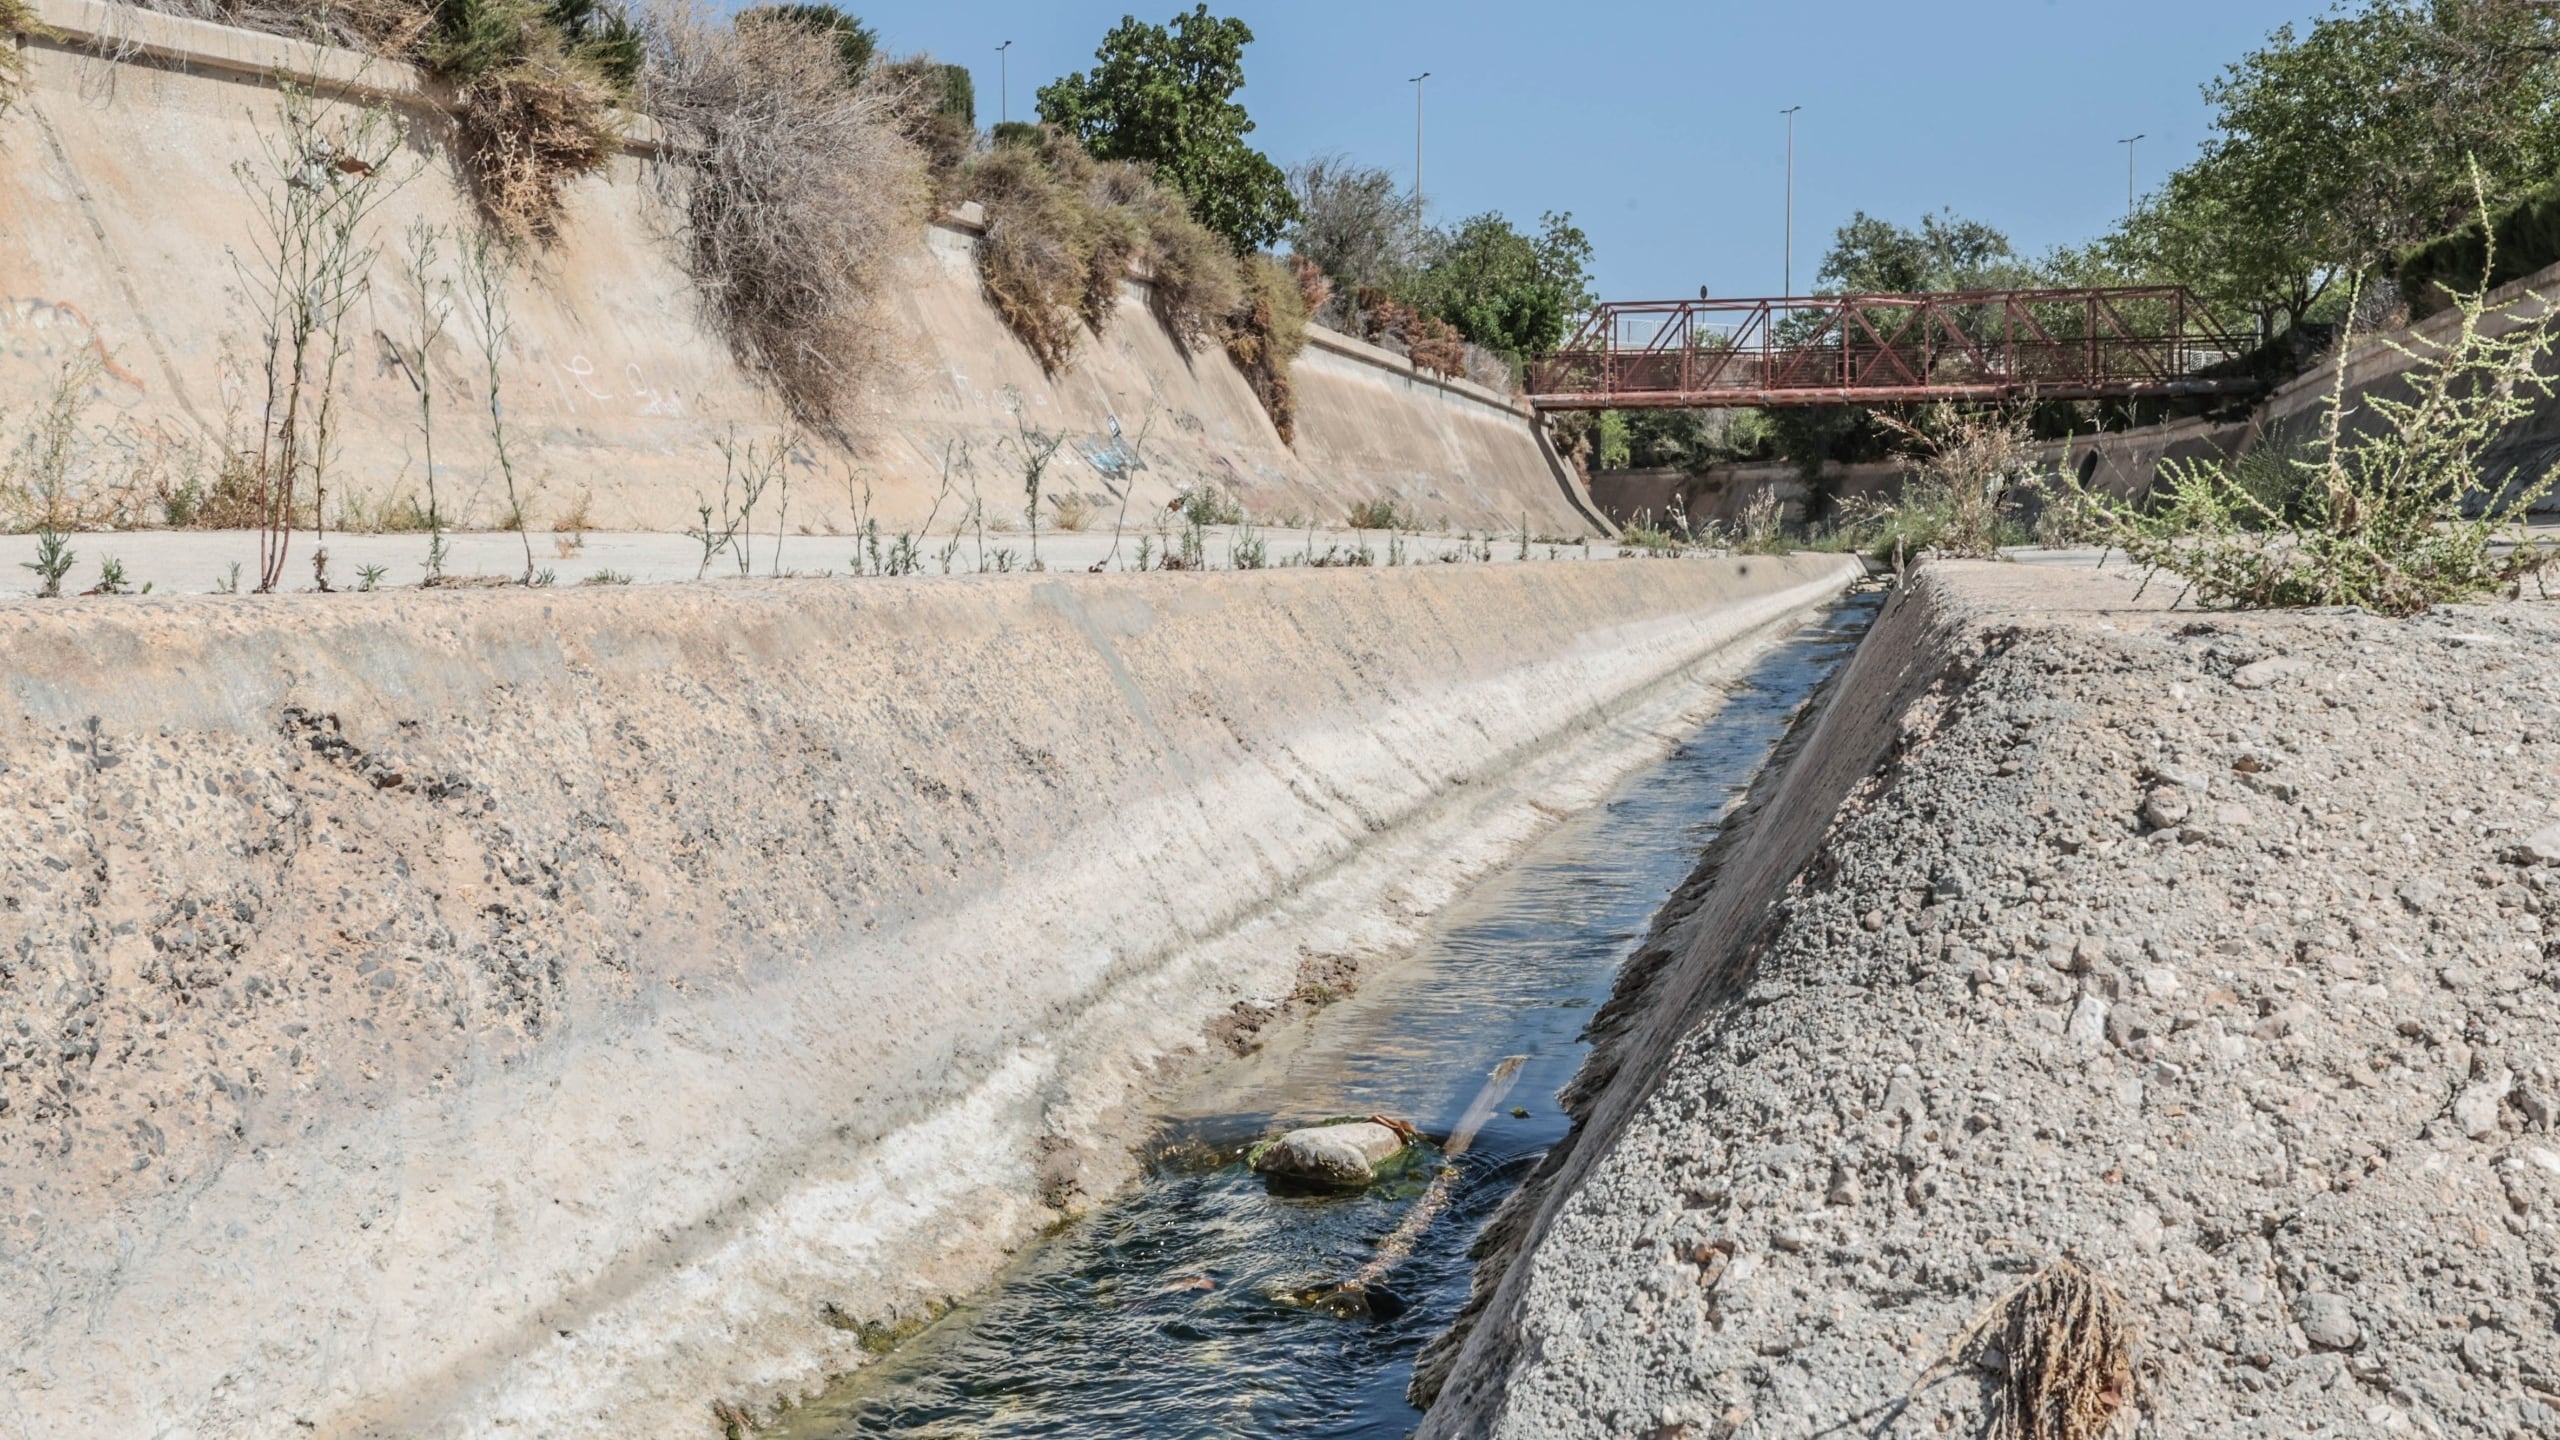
[642,5,923,426]
[2394,171,2560,319]
[963,126,1310,441]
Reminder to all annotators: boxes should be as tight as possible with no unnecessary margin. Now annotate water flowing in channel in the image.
[779,591,1882,1439]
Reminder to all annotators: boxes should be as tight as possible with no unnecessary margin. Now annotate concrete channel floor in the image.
[0,524,1620,597]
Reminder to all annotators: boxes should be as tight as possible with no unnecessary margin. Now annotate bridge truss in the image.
[1526,286,2260,410]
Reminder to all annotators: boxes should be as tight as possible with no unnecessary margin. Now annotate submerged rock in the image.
[1251,1118,1414,1187]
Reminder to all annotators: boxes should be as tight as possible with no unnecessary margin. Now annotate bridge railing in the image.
[1528,287,2256,409]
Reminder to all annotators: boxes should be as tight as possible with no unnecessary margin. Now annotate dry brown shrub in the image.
[968,141,1092,372]
[192,453,285,529]
[454,46,618,241]
[1286,254,1333,318]
[1078,160,1149,332]
[644,1,924,425]
[1409,312,1465,379]
[1225,253,1309,445]
[1048,490,1094,531]
[1925,1260,2137,1440]
[1147,203,1241,349]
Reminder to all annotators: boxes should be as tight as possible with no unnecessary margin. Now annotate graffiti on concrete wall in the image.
[0,296,150,399]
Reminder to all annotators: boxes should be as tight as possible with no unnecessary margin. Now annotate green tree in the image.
[1036,5,1297,253]
[1816,209,2025,293]
[1406,211,1594,361]
[1288,154,1425,293]
[735,4,875,85]
[2111,1,2560,334]
[877,54,977,178]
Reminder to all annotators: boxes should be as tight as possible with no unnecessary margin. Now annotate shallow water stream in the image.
[776,591,1882,1439]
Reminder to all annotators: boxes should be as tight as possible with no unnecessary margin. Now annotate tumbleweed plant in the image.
[645,2,923,428]
[2087,238,2560,615]
[1922,1259,2136,1440]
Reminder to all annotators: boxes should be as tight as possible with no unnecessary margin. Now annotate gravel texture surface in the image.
[1440,560,2560,1439]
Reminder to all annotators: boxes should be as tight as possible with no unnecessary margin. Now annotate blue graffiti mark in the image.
[1079,414,1150,485]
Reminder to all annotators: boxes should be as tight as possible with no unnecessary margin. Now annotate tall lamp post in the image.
[2120,133,2144,218]
[997,39,1013,126]
[1410,72,1431,213]
[1781,105,1802,299]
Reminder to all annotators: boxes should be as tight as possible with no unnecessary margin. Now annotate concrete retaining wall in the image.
[0,0,1596,537]
[0,555,1859,1438]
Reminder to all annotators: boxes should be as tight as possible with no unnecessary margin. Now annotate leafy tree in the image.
[1289,154,1426,292]
[1405,210,1594,360]
[1036,5,1297,253]
[736,4,875,85]
[876,55,977,180]
[2111,1,2560,334]
[1755,208,2035,486]
[1816,209,2025,294]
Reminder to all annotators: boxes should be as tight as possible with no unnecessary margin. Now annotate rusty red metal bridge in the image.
[1526,286,2261,411]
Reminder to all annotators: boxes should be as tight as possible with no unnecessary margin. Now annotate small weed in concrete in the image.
[86,555,146,595]
[394,222,456,582]
[694,424,790,579]
[20,528,71,597]
[1346,497,1402,531]
[584,569,633,585]
[354,563,387,591]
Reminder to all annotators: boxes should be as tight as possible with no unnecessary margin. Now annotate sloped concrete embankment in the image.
[3,0,1595,536]
[0,556,1856,1438]
[1424,560,2560,1438]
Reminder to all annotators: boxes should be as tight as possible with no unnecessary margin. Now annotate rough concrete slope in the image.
[0,556,1856,1438]
[1,0,1593,535]
[1424,561,2560,1439]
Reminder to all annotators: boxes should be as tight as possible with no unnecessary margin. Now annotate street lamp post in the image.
[1781,105,1802,299]
[997,40,1013,127]
[1410,72,1431,213]
[2120,133,2144,218]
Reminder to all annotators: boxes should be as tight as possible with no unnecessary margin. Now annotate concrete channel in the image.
[0,556,1859,1437]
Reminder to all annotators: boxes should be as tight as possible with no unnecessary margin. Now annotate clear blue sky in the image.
[837,1,2328,301]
